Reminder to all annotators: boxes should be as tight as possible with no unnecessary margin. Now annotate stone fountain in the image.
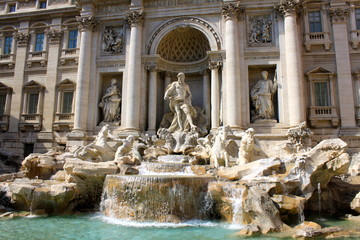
[1,72,360,238]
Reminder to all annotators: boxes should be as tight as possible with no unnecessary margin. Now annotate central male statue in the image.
[164,72,197,132]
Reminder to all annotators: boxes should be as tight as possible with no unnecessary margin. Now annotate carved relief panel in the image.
[101,25,125,55]
[247,15,274,47]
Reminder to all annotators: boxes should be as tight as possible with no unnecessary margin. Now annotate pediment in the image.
[23,80,45,89]
[306,67,333,76]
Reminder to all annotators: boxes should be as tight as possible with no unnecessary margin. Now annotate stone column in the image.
[330,8,356,127]
[43,27,63,132]
[201,69,211,120]
[209,61,222,129]
[73,16,98,132]
[221,2,243,128]
[8,29,30,132]
[146,63,158,135]
[123,10,144,131]
[163,72,171,113]
[275,0,305,126]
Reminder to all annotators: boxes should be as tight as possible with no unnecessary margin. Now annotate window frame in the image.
[7,4,16,13]
[3,36,13,55]
[67,29,78,49]
[38,1,47,9]
[308,10,323,33]
[34,33,45,52]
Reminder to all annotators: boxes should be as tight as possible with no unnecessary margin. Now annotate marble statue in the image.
[73,125,122,162]
[99,78,121,123]
[287,122,312,152]
[237,128,260,165]
[250,70,278,121]
[114,135,143,165]
[208,125,238,168]
[164,72,197,133]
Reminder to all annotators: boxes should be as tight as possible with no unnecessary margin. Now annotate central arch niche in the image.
[157,27,211,63]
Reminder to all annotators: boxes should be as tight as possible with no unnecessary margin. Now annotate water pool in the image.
[0,214,359,240]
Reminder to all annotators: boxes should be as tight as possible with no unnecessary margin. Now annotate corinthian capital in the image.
[274,0,302,17]
[221,2,245,21]
[76,16,99,32]
[126,11,144,27]
[329,8,349,23]
[13,32,30,46]
[209,61,222,70]
[45,29,63,44]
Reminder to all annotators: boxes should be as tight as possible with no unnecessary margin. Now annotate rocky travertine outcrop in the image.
[7,178,77,214]
[351,192,360,214]
[20,149,67,180]
[0,148,22,174]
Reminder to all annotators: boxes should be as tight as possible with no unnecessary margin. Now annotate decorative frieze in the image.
[329,8,349,23]
[45,29,63,44]
[248,15,273,46]
[17,0,36,9]
[102,26,125,54]
[274,0,302,17]
[145,62,158,71]
[144,0,221,8]
[13,32,30,46]
[77,16,99,32]
[125,11,144,27]
[221,2,245,21]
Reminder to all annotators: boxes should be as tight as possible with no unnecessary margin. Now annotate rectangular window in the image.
[34,33,44,52]
[309,11,323,33]
[3,36,13,54]
[39,1,47,9]
[68,30,78,49]
[0,94,6,115]
[314,82,330,106]
[62,91,73,113]
[8,4,16,13]
[356,9,360,30]
[28,93,39,114]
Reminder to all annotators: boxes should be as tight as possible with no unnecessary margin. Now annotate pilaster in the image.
[330,7,356,127]
[209,61,222,129]
[8,25,30,132]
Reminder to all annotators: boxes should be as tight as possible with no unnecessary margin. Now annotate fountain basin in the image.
[139,162,193,174]
[101,175,214,222]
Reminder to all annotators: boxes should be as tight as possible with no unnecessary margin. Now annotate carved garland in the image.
[329,8,349,23]
[13,32,30,46]
[125,11,144,27]
[76,16,99,32]
[45,29,63,44]
[147,17,221,54]
[274,0,302,17]
[221,2,245,21]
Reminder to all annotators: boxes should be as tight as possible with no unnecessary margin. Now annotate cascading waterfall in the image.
[100,158,215,223]
[318,182,321,220]
[222,184,244,225]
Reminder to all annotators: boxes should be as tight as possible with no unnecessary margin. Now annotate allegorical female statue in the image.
[250,70,278,121]
[164,72,197,132]
[99,78,121,123]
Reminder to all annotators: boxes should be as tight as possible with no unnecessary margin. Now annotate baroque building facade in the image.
[0,0,360,156]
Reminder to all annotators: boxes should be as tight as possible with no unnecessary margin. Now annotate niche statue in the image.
[164,72,197,133]
[99,78,121,123]
[250,70,278,121]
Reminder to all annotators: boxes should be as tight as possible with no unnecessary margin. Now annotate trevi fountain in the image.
[0,71,359,239]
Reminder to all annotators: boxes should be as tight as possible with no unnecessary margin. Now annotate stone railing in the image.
[27,51,48,67]
[304,32,331,51]
[53,113,74,131]
[308,106,339,127]
[350,30,360,49]
[19,113,42,131]
[0,54,15,69]
[0,115,9,132]
[60,48,79,65]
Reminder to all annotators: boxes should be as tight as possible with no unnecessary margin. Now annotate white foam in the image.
[92,214,243,229]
